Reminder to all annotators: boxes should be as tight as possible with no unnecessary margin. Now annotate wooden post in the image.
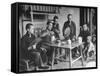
[90,9,93,36]
[84,8,86,24]
[87,8,90,25]
[30,5,34,22]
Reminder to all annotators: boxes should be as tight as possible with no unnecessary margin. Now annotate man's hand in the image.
[55,29,60,34]
[40,47,47,53]
[32,44,36,49]
[28,44,36,51]
[50,31,54,35]
[28,46,32,50]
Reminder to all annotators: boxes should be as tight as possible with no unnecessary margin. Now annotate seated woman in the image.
[21,23,49,70]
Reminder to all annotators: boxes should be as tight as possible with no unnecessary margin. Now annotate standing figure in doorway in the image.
[62,14,76,58]
[63,14,76,41]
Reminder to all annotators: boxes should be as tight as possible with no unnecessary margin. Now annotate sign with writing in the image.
[32,5,59,13]
[23,5,59,13]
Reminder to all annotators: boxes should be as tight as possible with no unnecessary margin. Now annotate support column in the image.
[30,5,34,22]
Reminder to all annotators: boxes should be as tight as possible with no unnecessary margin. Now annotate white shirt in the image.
[88,42,95,52]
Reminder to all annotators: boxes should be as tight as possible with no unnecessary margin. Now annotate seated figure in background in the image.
[79,24,90,43]
[79,24,91,60]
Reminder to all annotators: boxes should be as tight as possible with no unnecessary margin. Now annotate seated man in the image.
[79,24,90,43]
[38,21,55,65]
[79,24,91,59]
[21,23,49,69]
[83,36,95,60]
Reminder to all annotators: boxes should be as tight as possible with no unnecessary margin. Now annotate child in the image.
[83,36,95,60]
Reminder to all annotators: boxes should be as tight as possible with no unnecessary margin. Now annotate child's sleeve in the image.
[88,43,95,52]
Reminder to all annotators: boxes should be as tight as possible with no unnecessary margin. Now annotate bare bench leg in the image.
[80,46,84,67]
[51,47,56,69]
[24,60,30,71]
[69,48,72,68]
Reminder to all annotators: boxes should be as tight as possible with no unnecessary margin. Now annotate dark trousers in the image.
[30,51,43,67]
[41,44,53,63]
[27,49,48,67]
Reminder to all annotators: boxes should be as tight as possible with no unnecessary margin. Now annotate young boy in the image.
[83,36,95,60]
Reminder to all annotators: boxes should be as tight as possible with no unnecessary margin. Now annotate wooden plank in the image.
[72,56,82,64]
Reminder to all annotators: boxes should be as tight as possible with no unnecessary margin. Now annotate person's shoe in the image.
[47,63,51,66]
[39,65,49,69]
[47,61,52,66]
[54,60,58,64]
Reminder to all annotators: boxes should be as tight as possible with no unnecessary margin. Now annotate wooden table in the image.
[45,42,84,69]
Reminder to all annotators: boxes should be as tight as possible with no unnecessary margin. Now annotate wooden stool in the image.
[21,59,38,71]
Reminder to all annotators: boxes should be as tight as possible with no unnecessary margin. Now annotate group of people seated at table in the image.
[21,14,96,70]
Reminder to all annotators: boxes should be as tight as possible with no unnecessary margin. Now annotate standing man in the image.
[62,14,76,40]
[21,23,49,69]
[62,14,76,58]
[52,16,60,64]
[52,16,60,40]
